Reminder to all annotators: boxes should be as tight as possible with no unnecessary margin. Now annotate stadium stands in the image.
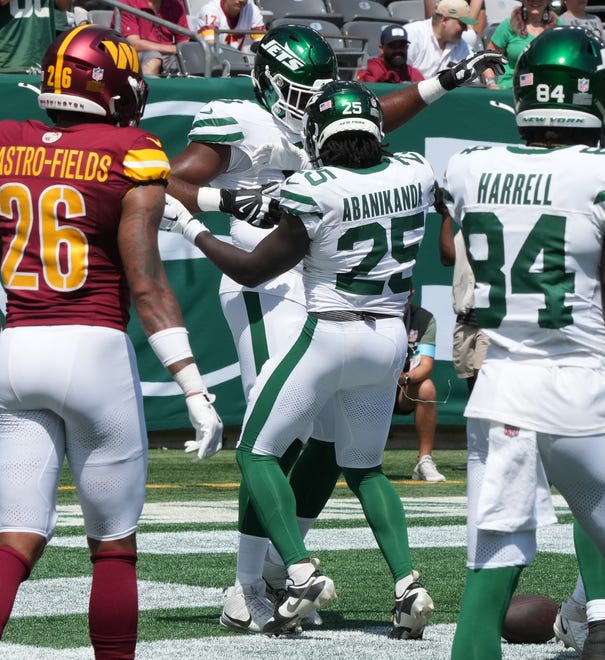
[342,20,395,59]
[328,0,392,23]
[388,0,426,21]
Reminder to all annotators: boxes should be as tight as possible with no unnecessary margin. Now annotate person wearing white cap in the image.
[357,24,425,83]
[404,0,479,78]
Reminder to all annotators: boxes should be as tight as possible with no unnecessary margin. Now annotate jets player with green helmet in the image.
[161,21,506,637]
[162,79,439,638]
[515,26,605,657]
[442,27,605,660]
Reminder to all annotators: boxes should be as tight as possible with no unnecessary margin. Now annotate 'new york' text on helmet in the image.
[514,26,605,130]
[302,80,384,166]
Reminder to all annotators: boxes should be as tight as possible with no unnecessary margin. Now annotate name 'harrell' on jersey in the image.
[476,172,553,206]
[343,183,423,222]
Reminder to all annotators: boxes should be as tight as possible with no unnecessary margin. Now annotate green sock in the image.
[290,438,342,519]
[451,565,523,660]
[343,466,413,580]
[574,519,605,601]
[238,439,302,536]
[237,448,307,566]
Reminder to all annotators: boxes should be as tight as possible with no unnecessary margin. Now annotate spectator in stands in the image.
[357,24,424,83]
[424,0,486,50]
[0,0,71,72]
[404,0,478,78]
[195,0,265,52]
[394,293,446,483]
[559,0,605,39]
[482,0,560,88]
[120,0,190,76]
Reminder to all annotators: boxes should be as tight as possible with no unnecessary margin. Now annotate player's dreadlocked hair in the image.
[318,132,390,168]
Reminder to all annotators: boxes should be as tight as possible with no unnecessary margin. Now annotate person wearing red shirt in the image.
[120,0,190,75]
[357,24,424,84]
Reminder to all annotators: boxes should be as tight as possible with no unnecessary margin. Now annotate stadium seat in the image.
[176,41,224,77]
[269,17,345,48]
[388,0,426,21]
[184,0,206,16]
[483,0,518,24]
[215,44,254,76]
[258,0,343,26]
[342,20,396,58]
[88,9,115,27]
[482,22,500,47]
[328,0,391,23]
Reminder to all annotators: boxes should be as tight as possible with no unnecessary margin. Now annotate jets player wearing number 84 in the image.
[443,26,605,660]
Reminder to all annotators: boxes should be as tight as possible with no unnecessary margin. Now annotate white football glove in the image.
[219,182,281,227]
[184,391,224,461]
[438,50,507,90]
[252,137,311,171]
[160,193,206,244]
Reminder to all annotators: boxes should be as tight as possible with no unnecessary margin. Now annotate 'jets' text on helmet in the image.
[38,24,148,127]
[514,26,605,129]
[252,24,337,135]
[302,80,384,166]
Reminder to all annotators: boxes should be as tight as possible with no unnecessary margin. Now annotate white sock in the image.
[235,533,270,587]
[571,573,587,606]
[586,599,605,622]
[287,561,316,585]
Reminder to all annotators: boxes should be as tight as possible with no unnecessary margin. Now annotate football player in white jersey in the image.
[163,79,439,638]
[442,26,605,660]
[162,23,506,634]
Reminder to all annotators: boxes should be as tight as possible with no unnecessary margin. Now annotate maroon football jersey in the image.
[0,119,170,331]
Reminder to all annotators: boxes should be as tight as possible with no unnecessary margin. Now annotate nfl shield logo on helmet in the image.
[92,67,104,81]
[578,78,590,92]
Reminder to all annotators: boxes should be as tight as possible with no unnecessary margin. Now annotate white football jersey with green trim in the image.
[189,98,304,299]
[444,144,605,434]
[280,152,436,317]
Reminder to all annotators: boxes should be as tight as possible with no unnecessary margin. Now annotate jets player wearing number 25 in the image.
[443,26,605,660]
[0,25,221,658]
[165,80,438,638]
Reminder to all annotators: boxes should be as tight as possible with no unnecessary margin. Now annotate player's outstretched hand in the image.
[160,194,206,245]
[184,392,224,460]
[438,51,507,90]
[220,183,281,229]
[252,137,310,171]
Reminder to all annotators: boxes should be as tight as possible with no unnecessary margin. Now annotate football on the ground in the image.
[502,594,559,644]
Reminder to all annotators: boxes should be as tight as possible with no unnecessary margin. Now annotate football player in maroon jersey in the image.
[0,25,221,659]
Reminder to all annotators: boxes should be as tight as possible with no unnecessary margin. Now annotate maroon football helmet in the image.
[38,24,148,127]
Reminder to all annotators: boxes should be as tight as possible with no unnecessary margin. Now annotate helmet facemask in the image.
[252,24,338,135]
[262,69,333,134]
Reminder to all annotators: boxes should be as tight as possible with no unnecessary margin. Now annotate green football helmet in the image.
[302,80,384,166]
[514,26,605,129]
[252,24,337,135]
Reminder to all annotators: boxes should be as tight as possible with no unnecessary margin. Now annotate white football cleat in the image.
[263,568,336,636]
[219,580,273,633]
[553,597,588,653]
[264,552,323,626]
[390,570,435,639]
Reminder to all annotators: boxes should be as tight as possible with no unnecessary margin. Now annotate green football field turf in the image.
[0,448,580,659]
